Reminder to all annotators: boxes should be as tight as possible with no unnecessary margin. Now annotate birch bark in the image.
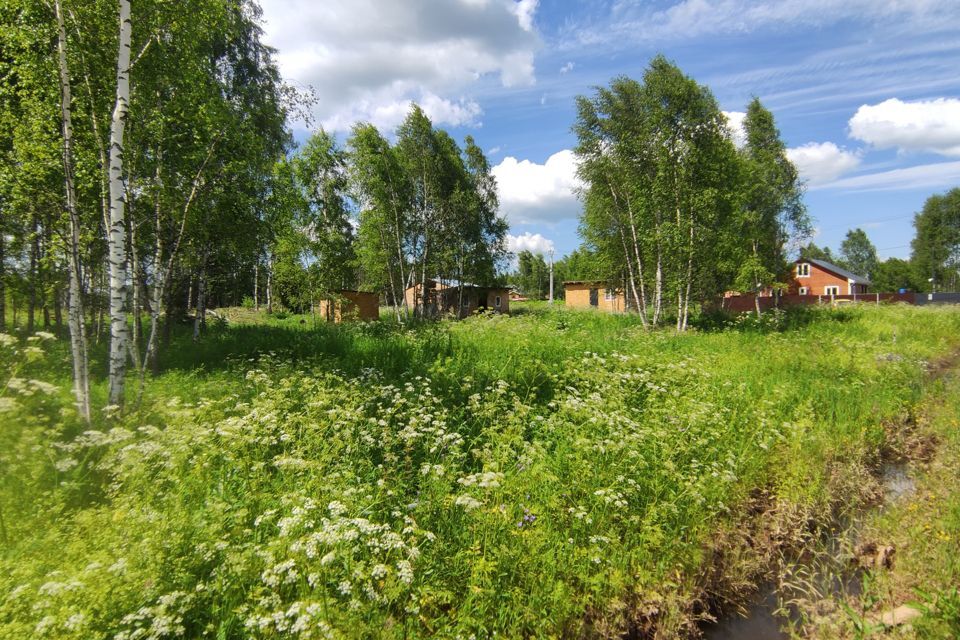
[54,0,91,422]
[107,0,133,406]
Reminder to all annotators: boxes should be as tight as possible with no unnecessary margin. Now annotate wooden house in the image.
[563,281,627,312]
[404,278,510,318]
[316,290,379,322]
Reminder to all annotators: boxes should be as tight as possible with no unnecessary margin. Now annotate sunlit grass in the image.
[1,303,958,638]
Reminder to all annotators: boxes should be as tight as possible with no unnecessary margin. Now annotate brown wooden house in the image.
[316,290,380,322]
[405,278,510,318]
[563,281,627,312]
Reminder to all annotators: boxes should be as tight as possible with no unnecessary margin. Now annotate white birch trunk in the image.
[266,253,273,313]
[253,258,259,311]
[55,0,91,422]
[622,194,649,324]
[193,252,207,341]
[106,0,132,406]
[609,183,646,325]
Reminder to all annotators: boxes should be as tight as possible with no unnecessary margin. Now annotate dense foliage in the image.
[912,187,960,291]
[800,187,960,293]
[0,0,507,415]
[573,57,808,329]
[2,304,959,637]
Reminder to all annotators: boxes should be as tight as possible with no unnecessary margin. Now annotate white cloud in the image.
[510,0,539,31]
[600,0,959,42]
[487,145,502,155]
[492,150,582,224]
[786,142,862,186]
[507,232,555,255]
[259,0,539,131]
[560,61,575,74]
[818,160,960,191]
[848,98,960,156]
[722,110,747,147]
[323,93,483,132]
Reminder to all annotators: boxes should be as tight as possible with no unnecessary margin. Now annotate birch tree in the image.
[105,0,132,406]
[53,0,91,421]
[575,57,740,330]
[349,123,410,316]
[734,98,808,315]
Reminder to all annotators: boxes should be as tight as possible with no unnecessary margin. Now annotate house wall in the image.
[404,283,434,311]
[343,291,379,320]
[404,284,509,318]
[317,291,379,322]
[564,283,626,312]
[485,289,509,315]
[791,263,867,295]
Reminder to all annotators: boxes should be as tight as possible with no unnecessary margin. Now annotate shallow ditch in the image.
[699,462,916,639]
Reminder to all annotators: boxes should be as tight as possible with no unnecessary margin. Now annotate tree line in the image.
[0,0,507,419]
[264,109,506,320]
[567,56,960,321]
[801,188,960,293]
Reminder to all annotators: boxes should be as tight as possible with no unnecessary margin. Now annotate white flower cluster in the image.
[113,591,192,640]
[246,494,431,635]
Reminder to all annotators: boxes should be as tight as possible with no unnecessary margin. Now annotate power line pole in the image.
[548,248,555,303]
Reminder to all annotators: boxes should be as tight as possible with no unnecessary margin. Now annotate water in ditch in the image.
[700,463,915,639]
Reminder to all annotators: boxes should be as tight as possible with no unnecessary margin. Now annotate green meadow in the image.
[2,304,959,638]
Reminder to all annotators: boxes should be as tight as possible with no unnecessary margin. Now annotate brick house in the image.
[563,281,627,312]
[316,290,380,322]
[404,278,510,318]
[791,258,870,296]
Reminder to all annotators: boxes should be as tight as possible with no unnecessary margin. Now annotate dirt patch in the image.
[881,409,940,464]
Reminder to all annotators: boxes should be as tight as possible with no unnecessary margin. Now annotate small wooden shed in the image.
[316,290,379,322]
[563,281,627,312]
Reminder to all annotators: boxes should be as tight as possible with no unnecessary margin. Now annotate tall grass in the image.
[0,304,958,638]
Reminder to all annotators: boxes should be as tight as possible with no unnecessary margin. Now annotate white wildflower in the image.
[54,458,79,473]
[454,495,483,511]
[108,557,128,575]
[396,560,414,584]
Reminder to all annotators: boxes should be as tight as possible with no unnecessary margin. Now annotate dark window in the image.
[589,288,599,307]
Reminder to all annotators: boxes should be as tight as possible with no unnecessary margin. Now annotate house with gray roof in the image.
[791,258,871,296]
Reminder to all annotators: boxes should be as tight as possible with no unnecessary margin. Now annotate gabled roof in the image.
[799,258,871,285]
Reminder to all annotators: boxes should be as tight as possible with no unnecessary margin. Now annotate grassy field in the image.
[1,303,959,638]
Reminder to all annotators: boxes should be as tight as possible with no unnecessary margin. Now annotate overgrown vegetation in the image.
[2,304,959,638]
[798,349,960,639]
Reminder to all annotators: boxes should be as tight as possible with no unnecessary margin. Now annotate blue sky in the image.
[258,0,960,261]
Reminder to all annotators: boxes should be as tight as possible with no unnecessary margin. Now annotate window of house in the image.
[824,285,839,295]
[797,263,811,277]
[604,288,615,301]
[494,296,501,308]
[798,287,808,295]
